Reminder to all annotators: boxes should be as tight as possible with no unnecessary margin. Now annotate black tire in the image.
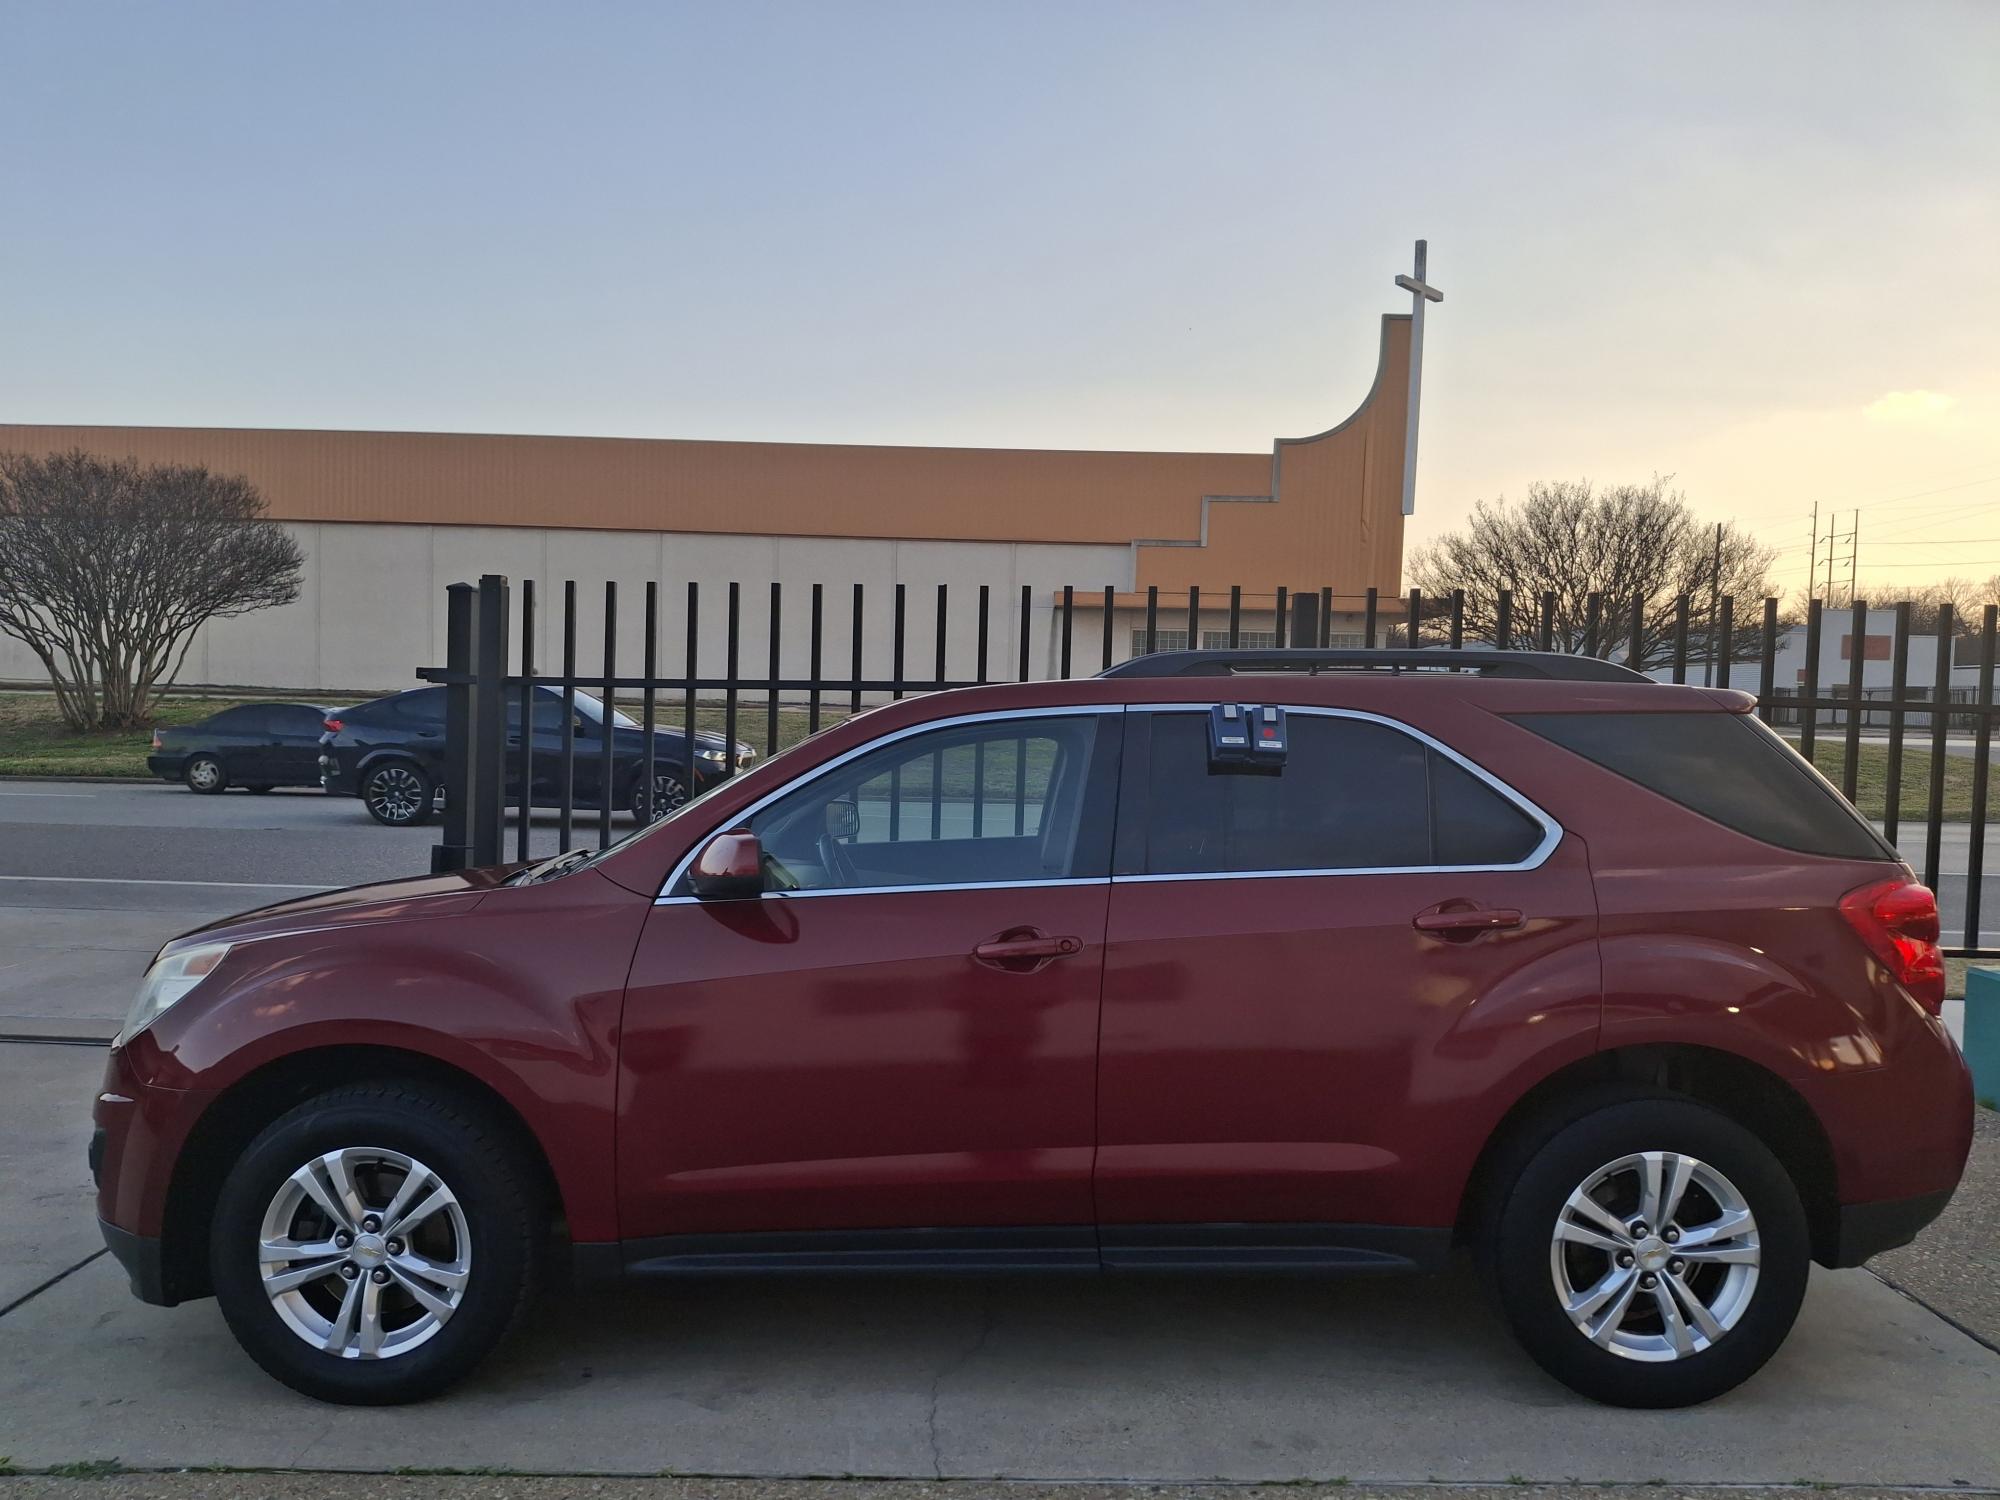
[246,784,276,794]
[209,1083,542,1405]
[183,754,227,795]
[627,765,691,824]
[361,761,434,826]
[1486,1094,1810,1408]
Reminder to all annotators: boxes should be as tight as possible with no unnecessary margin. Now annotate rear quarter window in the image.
[1507,710,1895,861]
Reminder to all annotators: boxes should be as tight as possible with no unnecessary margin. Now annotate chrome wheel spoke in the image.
[1657,1152,1696,1229]
[389,1261,457,1321]
[391,1250,468,1294]
[1585,1269,1643,1346]
[1675,1207,1753,1247]
[1563,1189,1634,1243]
[378,1165,434,1234]
[1669,1272,1727,1344]
[1566,1263,1636,1322]
[356,1276,388,1358]
[1651,1279,1695,1356]
[386,1184,453,1240]
[1675,1241,1760,1266]
[291,1159,358,1234]
[322,1272,365,1354]
[1555,1219,1628,1254]
[261,1255,344,1296]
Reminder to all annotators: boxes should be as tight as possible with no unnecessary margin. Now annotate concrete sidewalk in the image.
[3,1032,1997,1488]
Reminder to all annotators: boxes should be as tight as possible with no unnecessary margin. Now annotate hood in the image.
[161,865,518,955]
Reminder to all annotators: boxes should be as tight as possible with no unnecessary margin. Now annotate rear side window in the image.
[1507,711,1895,861]
[1136,713,1546,876]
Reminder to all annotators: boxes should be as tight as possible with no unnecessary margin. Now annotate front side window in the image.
[716,714,1114,894]
[1135,711,1545,876]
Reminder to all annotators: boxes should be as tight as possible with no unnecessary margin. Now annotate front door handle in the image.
[973,926,1084,972]
[1413,905,1525,936]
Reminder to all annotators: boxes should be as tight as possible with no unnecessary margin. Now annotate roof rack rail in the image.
[1095,648,1650,683]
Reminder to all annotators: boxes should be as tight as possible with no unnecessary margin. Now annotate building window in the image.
[1132,628,1190,654]
[1199,630,1277,650]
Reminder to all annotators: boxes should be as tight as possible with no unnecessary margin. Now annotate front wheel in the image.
[209,1084,541,1404]
[628,766,690,824]
[361,762,434,826]
[1487,1096,1810,1408]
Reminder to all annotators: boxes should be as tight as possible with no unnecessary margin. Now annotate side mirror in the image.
[824,796,859,840]
[689,829,763,900]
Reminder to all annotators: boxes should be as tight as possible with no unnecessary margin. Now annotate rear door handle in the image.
[1413,906,1525,935]
[973,927,1084,971]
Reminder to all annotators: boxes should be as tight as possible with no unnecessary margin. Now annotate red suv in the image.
[90,650,1973,1409]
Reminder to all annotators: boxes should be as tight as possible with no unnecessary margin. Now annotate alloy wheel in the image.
[187,758,222,791]
[1548,1149,1761,1362]
[634,771,689,823]
[365,766,426,824]
[257,1147,470,1360]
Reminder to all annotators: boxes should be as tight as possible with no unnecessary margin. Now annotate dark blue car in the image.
[318,685,754,827]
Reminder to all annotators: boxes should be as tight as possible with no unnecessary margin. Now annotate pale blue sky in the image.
[5,0,1997,588]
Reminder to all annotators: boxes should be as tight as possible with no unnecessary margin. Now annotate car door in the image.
[205,706,269,780]
[265,705,329,783]
[1094,703,1600,1257]
[617,709,1122,1256]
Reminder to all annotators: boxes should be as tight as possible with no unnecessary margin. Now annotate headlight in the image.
[119,941,231,1045]
[695,747,729,764]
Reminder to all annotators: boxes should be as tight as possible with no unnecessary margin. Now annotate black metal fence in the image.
[424,575,2000,956]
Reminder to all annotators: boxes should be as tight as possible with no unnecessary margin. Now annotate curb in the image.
[0,774,160,785]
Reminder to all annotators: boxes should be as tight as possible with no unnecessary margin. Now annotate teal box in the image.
[1966,967,2000,1106]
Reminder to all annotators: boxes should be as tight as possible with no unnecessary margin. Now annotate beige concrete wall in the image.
[0,522,1133,698]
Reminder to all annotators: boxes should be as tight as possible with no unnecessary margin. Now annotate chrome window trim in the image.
[651,700,1564,904]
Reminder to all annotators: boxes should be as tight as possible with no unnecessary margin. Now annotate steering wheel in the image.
[815,830,861,888]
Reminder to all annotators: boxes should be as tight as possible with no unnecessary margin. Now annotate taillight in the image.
[1839,877,1945,1014]
[323,718,343,733]
[150,730,161,749]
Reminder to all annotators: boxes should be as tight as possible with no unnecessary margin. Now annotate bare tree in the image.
[0,450,304,729]
[1406,477,1779,666]
[1847,577,1997,635]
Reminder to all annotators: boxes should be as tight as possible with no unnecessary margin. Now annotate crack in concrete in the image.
[0,1246,106,1320]
[924,1294,997,1480]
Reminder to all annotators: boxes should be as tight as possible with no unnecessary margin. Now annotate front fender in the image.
[133,871,648,1241]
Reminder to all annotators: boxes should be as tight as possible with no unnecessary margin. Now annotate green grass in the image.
[1785,736,2000,824]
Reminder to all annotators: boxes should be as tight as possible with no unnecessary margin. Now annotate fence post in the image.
[1841,597,1867,803]
[431,582,477,874]
[470,574,509,869]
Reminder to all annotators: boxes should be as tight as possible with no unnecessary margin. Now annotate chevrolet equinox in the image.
[90,649,1973,1408]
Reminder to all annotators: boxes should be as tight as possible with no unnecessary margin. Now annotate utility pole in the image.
[1848,509,1859,606]
[1706,520,1723,687]
[1808,502,1819,607]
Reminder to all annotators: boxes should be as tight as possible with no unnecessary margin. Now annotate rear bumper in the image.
[1825,1187,1957,1268]
[98,1217,175,1305]
[144,754,180,780]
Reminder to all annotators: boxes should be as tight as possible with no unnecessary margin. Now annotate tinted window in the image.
[507,692,569,731]
[391,689,447,725]
[1508,711,1895,861]
[734,715,1112,892]
[268,705,328,735]
[1138,712,1543,875]
[206,706,267,731]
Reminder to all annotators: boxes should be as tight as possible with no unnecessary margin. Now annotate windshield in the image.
[571,691,640,730]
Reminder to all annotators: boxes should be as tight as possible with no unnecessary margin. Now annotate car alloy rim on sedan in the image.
[366,766,425,822]
[639,773,688,822]
[188,760,220,790]
[1548,1149,1761,1363]
[257,1147,471,1360]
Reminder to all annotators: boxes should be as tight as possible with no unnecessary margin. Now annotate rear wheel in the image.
[361,762,433,826]
[1487,1096,1809,1408]
[184,755,227,794]
[209,1084,541,1405]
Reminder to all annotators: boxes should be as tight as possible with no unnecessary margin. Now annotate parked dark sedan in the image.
[318,685,755,826]
[148,703,335,794]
